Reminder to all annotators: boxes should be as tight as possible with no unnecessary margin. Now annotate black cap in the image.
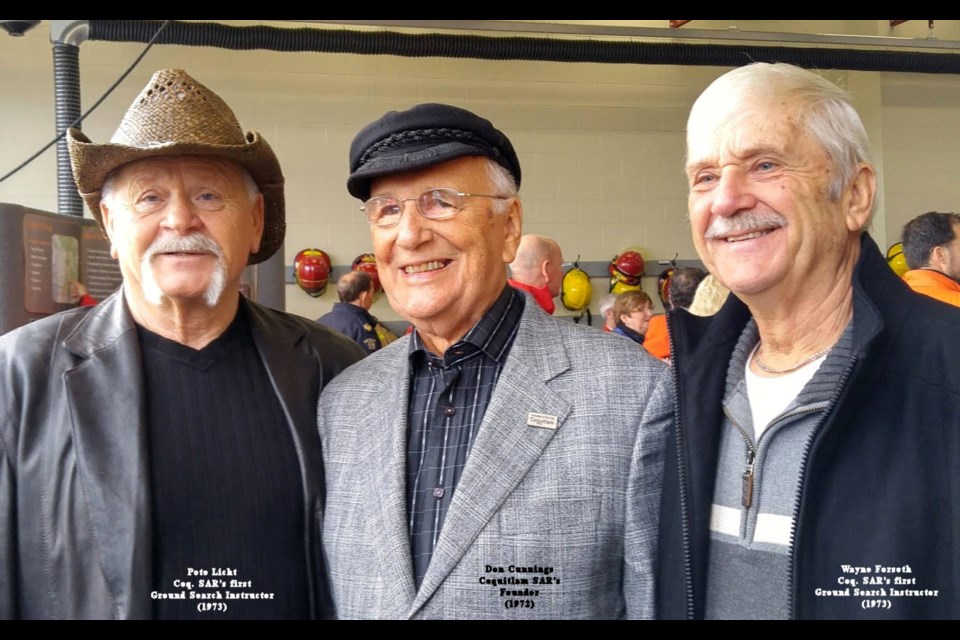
[347,103,521,201]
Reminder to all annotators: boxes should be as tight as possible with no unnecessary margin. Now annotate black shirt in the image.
[138,308,310,619]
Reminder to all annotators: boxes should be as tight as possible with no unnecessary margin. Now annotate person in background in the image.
[687,274,731,317]
[598,293,618,332]
[69,279,97,307]
[612,289,654,345]
[643,266,706,360]
[317,270,383,355]
[900,211,960,308]
[507,233,564,314]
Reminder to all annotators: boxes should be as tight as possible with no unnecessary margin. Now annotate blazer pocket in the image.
[498,496,602,535]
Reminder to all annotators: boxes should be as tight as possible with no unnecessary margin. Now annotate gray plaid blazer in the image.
[318,300,672,619]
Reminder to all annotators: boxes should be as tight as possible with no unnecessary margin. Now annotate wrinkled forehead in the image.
[109,155,248,190]
[686,83,804,168]
[368,156,493,197]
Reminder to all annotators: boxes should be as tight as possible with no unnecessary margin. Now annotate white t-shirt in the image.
[744,343,827,441]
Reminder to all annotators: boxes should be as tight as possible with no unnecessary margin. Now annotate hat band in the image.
[357,127,498,168]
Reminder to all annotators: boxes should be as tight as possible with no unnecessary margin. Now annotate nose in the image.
[160,191,203,234]
[393,198,433,249]
[710,168,757,218]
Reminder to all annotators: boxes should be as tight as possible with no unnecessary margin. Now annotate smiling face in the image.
[686,86,872,307]
[100,156,264,315]
[368,156,522,352]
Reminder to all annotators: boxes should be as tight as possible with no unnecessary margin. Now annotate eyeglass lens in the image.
[365,188,462,226]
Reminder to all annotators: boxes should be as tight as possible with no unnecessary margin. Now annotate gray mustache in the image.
[145,234,224,258]
[704,211,786,239]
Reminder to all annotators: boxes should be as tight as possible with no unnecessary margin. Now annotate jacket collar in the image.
[902,267,960,292]
[333,300,378,324]
[62,289,137,356]
[63,291,308,355]
[671,233,897,362]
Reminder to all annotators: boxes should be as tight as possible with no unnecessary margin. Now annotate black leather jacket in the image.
[0,292,363,619]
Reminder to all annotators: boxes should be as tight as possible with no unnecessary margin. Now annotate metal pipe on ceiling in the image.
[87,20,960,74]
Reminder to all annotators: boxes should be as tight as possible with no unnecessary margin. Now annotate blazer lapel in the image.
[410,305,572,614]
[63,294,152,619]
[362,346,419,613]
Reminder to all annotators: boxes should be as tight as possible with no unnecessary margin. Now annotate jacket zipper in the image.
[722,410,757,509]
[786,355,858,619]
[723,403,830,511]
[667,312,696,620]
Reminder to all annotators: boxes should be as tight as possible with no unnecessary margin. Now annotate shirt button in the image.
[433,487,445,499]
[443,405,456,416]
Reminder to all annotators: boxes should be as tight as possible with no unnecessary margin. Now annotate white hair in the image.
[484,158,519,215]
[598,293,617,316]
[689,63,874,204]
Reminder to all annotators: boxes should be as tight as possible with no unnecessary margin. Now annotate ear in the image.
[539,258,553,285]
[500,197,523,264]
[249,193,266,254]
[844,163,876,233]
[99,199,120,260]
[929,244,948,271]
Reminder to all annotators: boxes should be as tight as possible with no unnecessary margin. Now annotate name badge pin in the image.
[526,412,558,430]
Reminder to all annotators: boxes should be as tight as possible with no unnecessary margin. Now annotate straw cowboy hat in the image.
[67,68,285,264]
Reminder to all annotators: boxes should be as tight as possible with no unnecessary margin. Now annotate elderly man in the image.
[507,234,564,314]
[0,69,363,619]
[318,103,671,619]
[901,211,960,307]
[317,270,382,354]
[597,293,618,332]
[657,62,960,620]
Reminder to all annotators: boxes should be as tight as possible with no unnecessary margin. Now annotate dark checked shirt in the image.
[406,286,524,589]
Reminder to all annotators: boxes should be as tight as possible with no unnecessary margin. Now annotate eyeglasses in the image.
[361,188,511,228]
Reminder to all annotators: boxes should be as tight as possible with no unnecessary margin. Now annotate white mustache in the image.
[704,211,786,240]
[143,233,224,260]
[139,234,227,308]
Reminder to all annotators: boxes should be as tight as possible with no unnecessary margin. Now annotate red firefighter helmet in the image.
[294,248,331,298]
[658,267,676,308]
[352,252,382,294]
[608,249,646,286]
